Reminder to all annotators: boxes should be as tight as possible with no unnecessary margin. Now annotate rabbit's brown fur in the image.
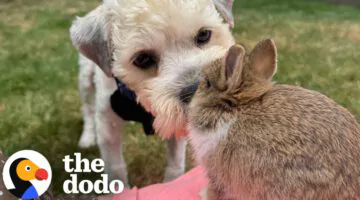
[188,39,360,200]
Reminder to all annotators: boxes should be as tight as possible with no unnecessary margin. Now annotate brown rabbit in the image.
[187,39,360,200]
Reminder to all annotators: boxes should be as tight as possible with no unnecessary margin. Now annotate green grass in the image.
[0,0,359,196]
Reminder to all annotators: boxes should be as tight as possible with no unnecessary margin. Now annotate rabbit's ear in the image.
[249,39,277,81]
[225,44,246,87]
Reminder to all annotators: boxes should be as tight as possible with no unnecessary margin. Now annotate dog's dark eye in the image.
[133,51,158,69]
[195,29,212,46]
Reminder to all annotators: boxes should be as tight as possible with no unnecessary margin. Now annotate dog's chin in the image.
[136,89,188,139]
[153,107,188,139]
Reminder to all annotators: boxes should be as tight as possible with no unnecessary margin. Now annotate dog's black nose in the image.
[179,82,199,104]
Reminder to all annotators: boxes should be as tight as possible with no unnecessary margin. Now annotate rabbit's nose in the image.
[179,81,199,104]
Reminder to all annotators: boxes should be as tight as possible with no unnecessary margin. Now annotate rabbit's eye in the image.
[205,79,211,88]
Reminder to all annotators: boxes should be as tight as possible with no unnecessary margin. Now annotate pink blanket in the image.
[113,166,208,200]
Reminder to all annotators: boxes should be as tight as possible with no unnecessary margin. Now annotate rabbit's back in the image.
[208,84,360,200]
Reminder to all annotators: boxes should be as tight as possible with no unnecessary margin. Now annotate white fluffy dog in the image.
[70,0,235,186]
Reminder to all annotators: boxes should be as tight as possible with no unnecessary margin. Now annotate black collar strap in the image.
[111,76,155,135]
[114,76,137,101]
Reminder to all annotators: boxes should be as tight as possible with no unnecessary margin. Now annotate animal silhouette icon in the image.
[8,158,48,200]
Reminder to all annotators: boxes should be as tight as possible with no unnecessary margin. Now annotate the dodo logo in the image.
[2,150,52,200]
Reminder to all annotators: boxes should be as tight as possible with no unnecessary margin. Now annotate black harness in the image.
[110,77,155,135]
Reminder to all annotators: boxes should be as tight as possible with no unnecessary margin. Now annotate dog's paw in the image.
[163,167,184,183]
[78,131,96,148]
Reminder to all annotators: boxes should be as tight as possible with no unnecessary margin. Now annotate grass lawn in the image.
[0,0,359,196]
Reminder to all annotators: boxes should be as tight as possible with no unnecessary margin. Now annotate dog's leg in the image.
[163,137,186,182]
[94,69,129,187]
[78,55,96,148]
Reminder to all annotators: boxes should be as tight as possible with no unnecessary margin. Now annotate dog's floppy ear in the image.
[213,0,235,28]
[70,5,113,77]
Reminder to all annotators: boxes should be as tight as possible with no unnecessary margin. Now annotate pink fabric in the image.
[113,166,208,200]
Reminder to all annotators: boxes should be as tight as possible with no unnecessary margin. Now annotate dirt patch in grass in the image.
[338,23,360,41]
[0,13,36,32]
[0,104,4,112]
